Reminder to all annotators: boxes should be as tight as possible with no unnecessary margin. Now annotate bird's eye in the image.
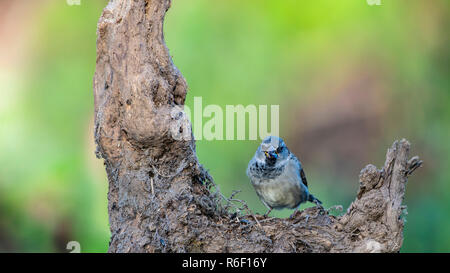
[276,146,283,153]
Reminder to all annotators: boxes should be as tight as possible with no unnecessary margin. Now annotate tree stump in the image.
[93,0,422,253]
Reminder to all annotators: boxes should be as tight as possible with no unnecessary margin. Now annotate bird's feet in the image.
[289,208,299,219]
[263,208,273,218]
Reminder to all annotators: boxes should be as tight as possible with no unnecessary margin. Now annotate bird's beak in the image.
[264,151,278,160]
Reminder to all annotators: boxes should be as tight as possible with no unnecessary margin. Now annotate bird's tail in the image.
[308,194,322,206]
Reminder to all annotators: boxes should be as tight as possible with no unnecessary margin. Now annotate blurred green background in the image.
[0,0,448,252]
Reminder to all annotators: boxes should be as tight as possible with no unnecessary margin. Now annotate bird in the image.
[246,136,322,218]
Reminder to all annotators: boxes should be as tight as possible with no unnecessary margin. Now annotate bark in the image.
[93,0,422,253]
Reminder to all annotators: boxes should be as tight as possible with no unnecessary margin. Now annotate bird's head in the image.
[255,136,290,165]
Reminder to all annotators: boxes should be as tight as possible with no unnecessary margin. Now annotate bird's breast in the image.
[256,178,302,209]
[252,167,307,209]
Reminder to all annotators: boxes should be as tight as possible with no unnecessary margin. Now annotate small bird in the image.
[246,136,322,217]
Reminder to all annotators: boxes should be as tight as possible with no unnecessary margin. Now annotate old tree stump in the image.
[93,0,422,253]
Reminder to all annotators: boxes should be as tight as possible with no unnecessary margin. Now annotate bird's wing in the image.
[299,167,308,188]
[292,154,308,187]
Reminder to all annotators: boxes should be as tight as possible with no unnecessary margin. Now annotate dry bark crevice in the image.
[93,0,422,253]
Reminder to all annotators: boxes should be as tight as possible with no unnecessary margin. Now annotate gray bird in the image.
[246,136,322,217]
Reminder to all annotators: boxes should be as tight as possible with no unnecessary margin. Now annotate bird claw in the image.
[289,210,298,219]
[263,208,273,218]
